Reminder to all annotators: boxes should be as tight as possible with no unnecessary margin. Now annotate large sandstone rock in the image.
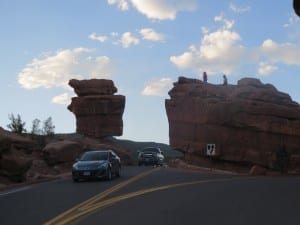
[165,77,300,172]
[0,127,35,181]
[68,79,126,138]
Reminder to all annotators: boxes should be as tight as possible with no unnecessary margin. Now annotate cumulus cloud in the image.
[139,28,166,42]
[260,39,300,65]
[18,48,114,90]
[107,0,197,20]
[170,16,245,75]
[107,0,129,11]
[229,3,251,14]
[88,33,108,43]
[52,93,73,105]
[142,78,173,96]
[119,32,140,48]
[258,62,278,75]
[171,14,300,77]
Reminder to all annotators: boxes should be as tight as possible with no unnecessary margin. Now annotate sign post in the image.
[206,144,216,156]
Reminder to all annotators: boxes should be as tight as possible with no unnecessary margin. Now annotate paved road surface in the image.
[1,166,300,225]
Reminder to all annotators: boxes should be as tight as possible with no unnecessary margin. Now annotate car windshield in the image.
[142,148,159,153]
[79,151,109,161]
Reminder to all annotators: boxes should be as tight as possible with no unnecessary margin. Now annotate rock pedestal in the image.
[68,79,125,138]
[165,77,300,171]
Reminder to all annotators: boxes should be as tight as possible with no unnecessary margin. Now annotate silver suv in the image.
[137,147,164,166]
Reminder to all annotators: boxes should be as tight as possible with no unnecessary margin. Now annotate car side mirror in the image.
[74,158,79,162]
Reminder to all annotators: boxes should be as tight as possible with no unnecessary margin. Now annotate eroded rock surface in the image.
[0,127,35,181]
[165,77,300,172]
[68,79,125,138]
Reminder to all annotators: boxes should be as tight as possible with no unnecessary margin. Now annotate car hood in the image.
[73,160,108,169]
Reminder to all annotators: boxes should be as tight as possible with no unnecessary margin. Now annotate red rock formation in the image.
[68,79,125,138]
[42,140,83,166]
[0,127,34,181]
[165,77,300,172]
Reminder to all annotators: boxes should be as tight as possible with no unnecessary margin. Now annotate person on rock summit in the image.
[203,72,208,83]
[223,74,228,85]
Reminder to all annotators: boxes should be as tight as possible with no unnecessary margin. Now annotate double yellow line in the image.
[43,167,161,225]
[44,167,234,225]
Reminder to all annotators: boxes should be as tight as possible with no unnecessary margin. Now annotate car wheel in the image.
[116,165,121,177]
[106,168,112,181]
[73,178,79,183]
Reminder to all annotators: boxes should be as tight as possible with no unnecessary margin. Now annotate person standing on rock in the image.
[223,74,228,85]
[203,72,208,83]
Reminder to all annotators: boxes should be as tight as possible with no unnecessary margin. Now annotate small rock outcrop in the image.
[42,140,83,166]
[165,77,300,172]
[68,79,126,138]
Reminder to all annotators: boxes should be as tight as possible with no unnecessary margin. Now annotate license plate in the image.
[83,171,91,176]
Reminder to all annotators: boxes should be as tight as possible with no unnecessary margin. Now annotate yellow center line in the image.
[42,167,161,225]
[55,178,235,225]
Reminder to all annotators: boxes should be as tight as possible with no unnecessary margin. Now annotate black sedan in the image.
[72,150,121,182]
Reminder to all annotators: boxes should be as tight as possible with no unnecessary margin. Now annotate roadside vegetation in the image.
[7,113,55,136]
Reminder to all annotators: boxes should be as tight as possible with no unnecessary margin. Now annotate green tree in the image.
[31,118,42,135]
[7,113,26,134]
[42,117,55,136]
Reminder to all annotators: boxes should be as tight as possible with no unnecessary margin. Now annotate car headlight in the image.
[97,163,107,169]
[72,164,79,170]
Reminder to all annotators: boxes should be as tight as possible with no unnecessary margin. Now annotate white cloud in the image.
[139,28,166,42]
[88,33,108,43]
[170,15,300,77]
[283,14,300,28]
[283,14,300,42]
[258,62,278,76]
[18,48,114,89]
[261,39,300,65]
[229,3,250,14]
[170,17,245,75]
[107,0,129,11]
[142,78,173,96]
[119,32,140,48]
[109,0,197,20]
[52,93,73,105]
[214,14,234,30]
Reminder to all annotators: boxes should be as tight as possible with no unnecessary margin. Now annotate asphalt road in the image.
[1,166,300,225]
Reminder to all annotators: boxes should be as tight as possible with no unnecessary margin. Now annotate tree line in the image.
[7,113,55,136]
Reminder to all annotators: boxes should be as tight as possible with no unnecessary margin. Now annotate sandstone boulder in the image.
[68,79,125,138]
[0,127,35,181]
[43,140,83,166]
[165,77,300,172]
[69,79,117,97]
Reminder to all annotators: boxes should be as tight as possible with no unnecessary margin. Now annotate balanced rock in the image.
[68,79,125,138]
[165,77,300,171]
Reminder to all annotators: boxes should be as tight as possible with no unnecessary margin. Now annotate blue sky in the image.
[1,0,299,144]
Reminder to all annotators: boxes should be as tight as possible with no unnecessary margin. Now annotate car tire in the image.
[116,165,121,177]
[106,168,112,181]
[73,178,79,183]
